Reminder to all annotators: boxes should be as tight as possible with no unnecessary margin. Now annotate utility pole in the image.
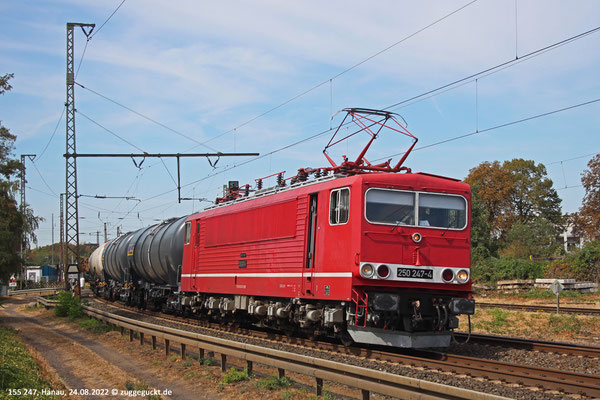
[20,154,36,289]
[103,222,107,243]
[96,231,99,245]
[65,22,94,297]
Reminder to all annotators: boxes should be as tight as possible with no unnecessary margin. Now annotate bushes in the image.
[472,257,547,285]
[220,368,250,384]
[78,318,112,334]
[547,241,600,282]
[54,291,83,320]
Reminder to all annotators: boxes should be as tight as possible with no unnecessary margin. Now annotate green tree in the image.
[500,217,562,259]
[465,158,563,257]
[573,154,600,241]
[470,183,495,262]
[503,159,563,227]
[0,73,41,281]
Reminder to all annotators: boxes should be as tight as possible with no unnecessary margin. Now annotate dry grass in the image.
[458,307,600,343]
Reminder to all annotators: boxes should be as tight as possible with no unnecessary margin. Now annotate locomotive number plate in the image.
[397,267,433,279]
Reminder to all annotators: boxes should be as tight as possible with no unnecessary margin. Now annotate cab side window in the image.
[184,221,191,245]
[330,188,350,225]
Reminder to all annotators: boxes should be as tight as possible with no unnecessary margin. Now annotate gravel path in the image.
[0,298,217,400]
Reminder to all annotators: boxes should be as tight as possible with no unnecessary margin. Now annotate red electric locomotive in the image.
[178,109,474,347]
[91,109,475,348]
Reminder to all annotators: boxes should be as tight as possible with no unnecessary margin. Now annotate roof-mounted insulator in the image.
[277,173,285,187]
[297,168,308,182]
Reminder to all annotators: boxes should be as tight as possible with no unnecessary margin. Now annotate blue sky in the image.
[1,0,599,247]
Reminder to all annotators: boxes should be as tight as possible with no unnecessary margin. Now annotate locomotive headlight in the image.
[411,232,422,243]
[456,269,469,283]
[360,263,375,278]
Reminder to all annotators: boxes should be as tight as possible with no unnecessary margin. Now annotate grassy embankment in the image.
[0,325,62,400]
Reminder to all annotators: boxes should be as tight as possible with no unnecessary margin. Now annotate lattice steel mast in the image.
[65,23,94,288]
[19,154,35,289]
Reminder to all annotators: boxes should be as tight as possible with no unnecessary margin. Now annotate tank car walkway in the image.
[0,297,215,400]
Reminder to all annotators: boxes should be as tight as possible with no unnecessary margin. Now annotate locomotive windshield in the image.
[365,189,467,229]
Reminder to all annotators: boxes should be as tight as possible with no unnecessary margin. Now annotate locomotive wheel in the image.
[338,331,354,347]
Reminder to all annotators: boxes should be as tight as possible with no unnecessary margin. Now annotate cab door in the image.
[302,193,318,295]
[192,219,201,290]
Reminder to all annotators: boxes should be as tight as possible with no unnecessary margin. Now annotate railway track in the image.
[477,301,600,316]
[454,332,600,358]
[78,299,507,400]
[82,298,600,398]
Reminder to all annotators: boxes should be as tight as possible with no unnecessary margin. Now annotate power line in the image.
[138,96,600,204]
[75,39,90,79]
[384,25,600,112]
[178,23,600,183]
[76,1,477,153]
[37,106,65,160]
[76,109,146,152]
[556,184,583,190]
[30,160,57,196]
[89,0,127,40]
[547,152,598,165]
[61,13,600,220]
[198,0,480,147]
[75,82,220,152]
[379,97,600,160]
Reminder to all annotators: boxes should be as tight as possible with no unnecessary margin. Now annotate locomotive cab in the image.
[345,172,475,347]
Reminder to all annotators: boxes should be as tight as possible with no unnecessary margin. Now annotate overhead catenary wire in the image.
[547,152,599,165]
[75,82,220,152]
[77,109,146,153]
[72,23,600,233]
[191,0,480,148]
[30,160,57,196]
[138,96,600,204]
[72,4,597,209]
[383,25,600,112]
[75,1,478,154]
[37,106,65,160]
[378,97,600,160]
[88,0,127,40]
[48,9,600,236]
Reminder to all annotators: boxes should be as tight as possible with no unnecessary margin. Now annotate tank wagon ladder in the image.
[351,288,368,328]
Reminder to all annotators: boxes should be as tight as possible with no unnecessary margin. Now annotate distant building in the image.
[25,266,42,282]
[562,224,584,253]
[25,265,59,283]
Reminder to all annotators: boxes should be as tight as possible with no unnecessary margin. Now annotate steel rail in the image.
[85,298,600,360]
[82,299,600,398]
[453,332,600,358]
[477,302,600,316]
[79,304,506,400]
